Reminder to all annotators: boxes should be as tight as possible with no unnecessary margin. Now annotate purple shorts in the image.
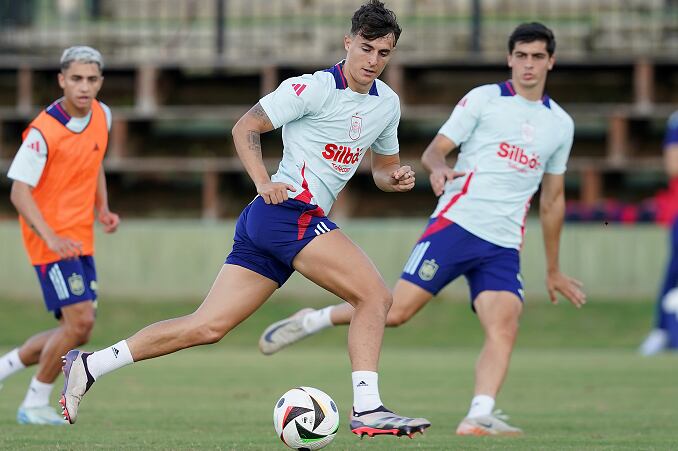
[400,218,523,309]
[34,255,98,319]
[225,196,338,286]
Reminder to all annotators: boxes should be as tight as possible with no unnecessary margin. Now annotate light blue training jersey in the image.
[259,62,400,214]
[433,81,574,249]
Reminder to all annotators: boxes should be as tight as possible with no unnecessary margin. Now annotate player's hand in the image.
[98,209,120,233]
[429,167,466,197]
[546,271,586,308]
[45,233,83,259]
[257,181,297,205]
[389,166,415,192]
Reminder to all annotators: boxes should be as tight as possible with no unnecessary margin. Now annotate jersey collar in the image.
[325,61,379,96]
[499,80,550,109]
[46,98,72,125]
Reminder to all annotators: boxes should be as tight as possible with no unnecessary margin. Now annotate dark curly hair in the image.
[350,0,402,45]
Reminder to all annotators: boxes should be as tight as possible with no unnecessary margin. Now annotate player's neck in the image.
[510,79,545,102]
[342,64,372,94]
[60,98,91,118]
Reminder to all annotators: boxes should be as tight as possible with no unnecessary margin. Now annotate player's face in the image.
[507,40,554,91]
[343,33,395,93]
[58,62,104,117]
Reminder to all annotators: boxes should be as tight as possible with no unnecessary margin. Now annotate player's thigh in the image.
[192,264,279,332]
[474,291,522,333]
[292,230,389,307]
[389,279,434,321]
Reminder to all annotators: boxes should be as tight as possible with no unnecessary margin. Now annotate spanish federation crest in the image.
[418,259,439,281]
[349,115,362,140]
[68,273,85,296]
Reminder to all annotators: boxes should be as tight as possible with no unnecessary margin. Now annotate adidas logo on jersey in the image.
[28,141,41,153]
[291,83,307,96]
[112,347,119,358]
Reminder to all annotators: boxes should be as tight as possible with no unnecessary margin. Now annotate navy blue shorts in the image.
[225,196,338,286]
[400,218,523,309]
[34,255,98,319]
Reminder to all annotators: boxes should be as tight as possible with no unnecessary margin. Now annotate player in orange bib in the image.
[0,46,119,425]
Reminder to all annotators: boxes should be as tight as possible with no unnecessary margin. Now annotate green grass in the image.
[1,297,676,450]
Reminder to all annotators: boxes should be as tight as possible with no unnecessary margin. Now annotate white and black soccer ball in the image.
[273,386,339,450]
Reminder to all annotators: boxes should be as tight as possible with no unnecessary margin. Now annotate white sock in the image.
[352,371,383,412]
[302,307,334,334]
[87,340,134,380]
[20,377,53,408]
[0,348,26,381]
[467,394,495,418]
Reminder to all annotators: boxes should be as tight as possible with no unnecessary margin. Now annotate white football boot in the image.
[259,308,316,355]
[17,405,67,425]
[456,410,523,436]
[59,350,96,424]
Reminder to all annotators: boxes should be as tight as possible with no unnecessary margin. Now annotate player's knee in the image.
[64,315,96,344]
[351,288,392,314]
[487,320,519,343]
[385,307,411,327]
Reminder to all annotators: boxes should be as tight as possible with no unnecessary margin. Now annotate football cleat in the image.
[259,308,315,355]
[456,409,523,436]
[59,350,95,424]
[17,405,67,425]
[350,405,430,438]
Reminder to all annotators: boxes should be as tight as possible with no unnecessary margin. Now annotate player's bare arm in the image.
[232,102,296,204]
[371,152,415,192]
[95,165,120,233]
[664,143,678,177]
[540,173,586,308]
[421,134,466,196]
[10,180,82,258]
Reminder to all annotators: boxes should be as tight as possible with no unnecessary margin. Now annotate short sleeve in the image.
[259,73,330,129]
[438,85,495,146]
[100,101,112,131]
[544,116,574,174]
[7,128,48,187]
[371,98,400,155]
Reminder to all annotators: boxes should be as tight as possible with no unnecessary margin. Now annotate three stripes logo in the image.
[403,241,432,278]
[112,347,120,358]
[28,141,40,153]
[314,221,331,236]
[291,83,307,96]
[48,264,70,301]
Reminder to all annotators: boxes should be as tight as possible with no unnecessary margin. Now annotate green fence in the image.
[0,219,667,302]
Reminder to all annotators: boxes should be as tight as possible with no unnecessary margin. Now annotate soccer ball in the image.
[273,386,339,450]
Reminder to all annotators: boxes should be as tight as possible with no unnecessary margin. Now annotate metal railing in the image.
[1,0,677,66]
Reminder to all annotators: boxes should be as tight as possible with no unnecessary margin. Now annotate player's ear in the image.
[506,53,513,68]
[344,35,352,52]
[58,72,66,89]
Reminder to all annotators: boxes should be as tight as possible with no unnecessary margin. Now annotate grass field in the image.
[1,296,677,450]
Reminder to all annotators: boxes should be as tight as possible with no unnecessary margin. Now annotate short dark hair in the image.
[350,0,402,45]
[508,22,556,55]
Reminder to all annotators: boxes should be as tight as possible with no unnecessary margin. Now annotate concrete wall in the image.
[0,220,666,302]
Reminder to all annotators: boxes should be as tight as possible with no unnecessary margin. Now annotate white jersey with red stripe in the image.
[259,61,400,214]
[432,81,574,249]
